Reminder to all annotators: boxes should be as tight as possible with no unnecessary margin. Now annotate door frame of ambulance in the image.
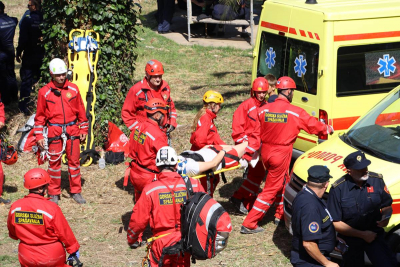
[255,9,324,158]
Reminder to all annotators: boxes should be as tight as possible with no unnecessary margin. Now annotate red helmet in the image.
[251,77,269,96]
[276,76,296,90]
[23,168,50,190]
[144,98,168,115]
[2,146,18,165]
[145,59,164,76]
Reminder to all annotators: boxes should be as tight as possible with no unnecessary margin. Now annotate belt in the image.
[131,160,159,174]
[48,119,77,127]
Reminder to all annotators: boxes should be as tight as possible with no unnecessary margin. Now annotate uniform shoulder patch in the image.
[331,177,346,188]
[368,172,383,179]
[309,222,319,233]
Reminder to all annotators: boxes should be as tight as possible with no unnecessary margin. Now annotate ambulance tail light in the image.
[318,109,328,140]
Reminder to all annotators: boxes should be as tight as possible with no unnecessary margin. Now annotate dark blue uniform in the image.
[17,10,44,113]
[327,173,396,267]
[0,13,18,104]
[291,185,336,266]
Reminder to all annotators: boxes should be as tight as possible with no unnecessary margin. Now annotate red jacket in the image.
[190,109,226,151]
[255,97,330,147]
[129,118,168,173]
[231,97,263,159]
[7,194,80,254]
[127,172,205,244]
[121,77,177,131]
[34,80,88,140]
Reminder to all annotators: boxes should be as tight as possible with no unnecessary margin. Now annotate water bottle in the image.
[99,150,105,169]
[99,158,105,169]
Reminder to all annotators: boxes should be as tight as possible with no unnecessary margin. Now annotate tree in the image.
[40,0,140,143]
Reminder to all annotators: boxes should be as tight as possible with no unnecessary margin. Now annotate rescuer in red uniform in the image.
[128,98,169,203]
[7,168,80,267]
[241,76,334,234]
[121,59,177,134]
[34,58,88,205]
[230,77,270,214]
[0,94,8,204]
[190,90,226,196]
[127,146,206,266]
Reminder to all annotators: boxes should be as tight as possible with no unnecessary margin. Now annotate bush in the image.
[40,0,140,144]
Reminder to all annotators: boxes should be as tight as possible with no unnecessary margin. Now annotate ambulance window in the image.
[256,32,286,78]
[336,43,400,97]
[287,39,319,95]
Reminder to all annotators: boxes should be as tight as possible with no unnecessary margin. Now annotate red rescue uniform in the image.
[0,96,5,198]
[121,77,177,131]
[129,118,168,202]
[243,97,331,229]
[231,97,264,210]
[127,172,205,267]
[7,193,79,267]
[190,109,226,196]
[34,80,88,196]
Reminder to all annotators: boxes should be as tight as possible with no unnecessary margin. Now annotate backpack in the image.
[17,114,37,152]
[156,175,232,266]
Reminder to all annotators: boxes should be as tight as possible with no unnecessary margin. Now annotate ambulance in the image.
[252,0,400,159]
[283,84,400,256]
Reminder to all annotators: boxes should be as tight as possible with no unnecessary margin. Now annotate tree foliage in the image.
[40,0,140,143]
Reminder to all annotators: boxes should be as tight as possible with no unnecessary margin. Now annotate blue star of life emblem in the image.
[378,54,396,77]
[294,55,307,77]
[265,47,276,69]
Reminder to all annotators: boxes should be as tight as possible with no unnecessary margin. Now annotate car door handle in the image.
[301,97,308,102]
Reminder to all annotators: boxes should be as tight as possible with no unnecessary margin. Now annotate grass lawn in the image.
[0,0,292,266]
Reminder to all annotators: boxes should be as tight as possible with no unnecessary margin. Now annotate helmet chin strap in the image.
[278,90,293,103]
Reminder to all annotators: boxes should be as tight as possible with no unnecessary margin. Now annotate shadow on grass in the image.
[4,184,18,193]
[272,224,292,260]
[115,176,135,195]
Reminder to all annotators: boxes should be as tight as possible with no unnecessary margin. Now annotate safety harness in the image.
[40,120,79,163]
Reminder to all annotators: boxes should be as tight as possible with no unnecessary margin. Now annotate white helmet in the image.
[49,58,67,74]
[156,146,178,166]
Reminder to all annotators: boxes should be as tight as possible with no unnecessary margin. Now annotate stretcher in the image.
[63,29,100,166]
[191,164,242,179]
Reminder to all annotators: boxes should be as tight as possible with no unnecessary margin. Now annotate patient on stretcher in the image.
[177,142,258,177]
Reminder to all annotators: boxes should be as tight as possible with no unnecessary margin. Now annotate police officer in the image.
[327,151,397,267]
[291,166,338,267]
[17,0,44,114]
[7,168,81,266]
[0,1,18,105]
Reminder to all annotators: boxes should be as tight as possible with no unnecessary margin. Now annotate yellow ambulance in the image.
[284,84,400,257]
[252,0,400,158]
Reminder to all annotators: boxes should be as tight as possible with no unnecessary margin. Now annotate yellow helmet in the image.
[203,90,224,104]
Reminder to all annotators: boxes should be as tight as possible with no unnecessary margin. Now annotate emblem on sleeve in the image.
[384,185,390,194]
[66,92,72,99]
[309,222,319,233]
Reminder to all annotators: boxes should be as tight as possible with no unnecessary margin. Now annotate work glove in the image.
[327,125,334,135]
[68,250,80,261]
[239,158,249,169]
[165,124,176,133]
[129,240,145,249]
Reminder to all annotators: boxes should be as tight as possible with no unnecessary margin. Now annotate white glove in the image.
[327,125,334,135]
[239,158,249,169]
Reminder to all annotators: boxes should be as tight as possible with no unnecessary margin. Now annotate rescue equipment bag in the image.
[105,151,124,165]
[17,114,37,152]
[180,176,230,261]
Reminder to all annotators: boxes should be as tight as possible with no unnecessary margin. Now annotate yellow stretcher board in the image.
[64,29,100,166]
[191,164,242,179]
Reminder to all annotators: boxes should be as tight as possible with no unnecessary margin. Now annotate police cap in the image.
[307,165,332,183]
[343,151,371,170]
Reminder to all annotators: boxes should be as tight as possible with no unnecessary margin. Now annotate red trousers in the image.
[47,138,82,196]
[199,174,220,197]
[129,165,157,203]
[232,160,265,210]
[0,162,3,197]
[18,241,68,267]
[242,144,291,229]
[150,233,190,267]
